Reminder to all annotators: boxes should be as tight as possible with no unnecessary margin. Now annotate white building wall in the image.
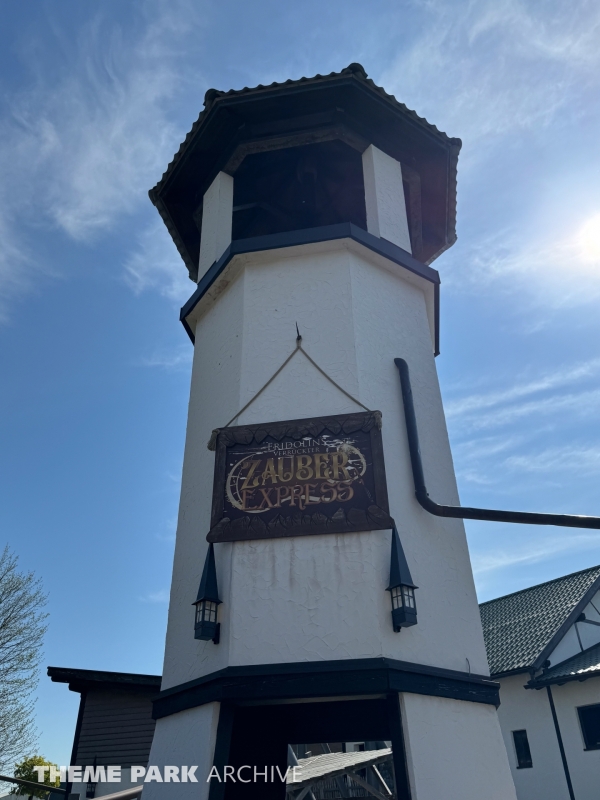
[496,674,569,800]
[550,679,600,800]
[143,703,220,800]
[400,693,517,800]
[159,241,489,691]
[198,172,234,280]
[497,673,600,800]
[548,590,600,667]
[549,626,585,669]
[362,145,412,253]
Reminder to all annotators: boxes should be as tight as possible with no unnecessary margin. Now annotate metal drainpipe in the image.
[394,358,600,530]
[546,685,576,800]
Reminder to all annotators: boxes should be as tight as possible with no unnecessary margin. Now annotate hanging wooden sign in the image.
[207,411,392,542]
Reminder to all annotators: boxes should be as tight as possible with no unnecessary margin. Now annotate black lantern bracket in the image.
[387,524,418,632]
[193,543,221,644]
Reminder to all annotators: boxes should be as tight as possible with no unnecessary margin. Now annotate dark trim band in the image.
[489,667,532,680]
[528,668,600,689]
[180,224,441,355]
[152,657,499,720]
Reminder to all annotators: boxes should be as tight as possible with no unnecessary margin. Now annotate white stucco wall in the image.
[362,145,412,253]
[400,692,517,800]
[159,240,489,690]
[550,626,585,669]
[145,144,519,797]
[143,703,220,800]
[496,673,600,800]
[552,678,600,800]
[198,172,234,280]
[496,674,568,800]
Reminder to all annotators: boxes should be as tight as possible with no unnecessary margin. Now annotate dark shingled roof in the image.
[149,63,461,280]
[529,642,600,687]
[48,666,161,693]
[150,64,458,201]
[480,565,600,677]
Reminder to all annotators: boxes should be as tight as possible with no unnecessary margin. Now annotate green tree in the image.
[11,755,60,798]
[0,546,48,776]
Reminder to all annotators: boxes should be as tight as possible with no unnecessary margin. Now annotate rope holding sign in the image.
[207,325,378,450]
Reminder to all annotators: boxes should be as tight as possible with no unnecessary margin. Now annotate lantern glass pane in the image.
[391,586,402,610]
[205,601,217,623]
[402,586,415,609]
[195,600,218,624]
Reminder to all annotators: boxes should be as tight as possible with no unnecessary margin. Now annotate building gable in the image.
[480,565,600,676]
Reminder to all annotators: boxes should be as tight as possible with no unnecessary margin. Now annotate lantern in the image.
[193,543,221,642]
[387,525,418,631]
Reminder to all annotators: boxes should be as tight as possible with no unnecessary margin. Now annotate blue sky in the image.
[1,0,600,766]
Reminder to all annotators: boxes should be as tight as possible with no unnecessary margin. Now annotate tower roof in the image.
[196,543,220,604]
[388,525,417,590]
[149,63,461,280]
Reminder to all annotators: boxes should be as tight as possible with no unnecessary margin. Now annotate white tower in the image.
[144,64,517,800]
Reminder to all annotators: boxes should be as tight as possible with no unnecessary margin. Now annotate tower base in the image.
[144,681,516,799]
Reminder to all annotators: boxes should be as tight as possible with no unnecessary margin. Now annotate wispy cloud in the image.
[380,0,600,146]
[0,215,36,322]
[446,358,600,437]
[124,219,192,304]
[140,589,170,604]
[155,517,178,543]
[455,435,523,485]
[379,0,600,310]
[140,343,193,371]
[446,359,600,419]
[443,221,600,309]
[457,388,600,433]
[471,532,600,578]
[0,0,205,314]
[447,357,600,494]
[506,445,600,474]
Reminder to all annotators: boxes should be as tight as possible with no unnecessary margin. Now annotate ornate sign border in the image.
[207,411,392,543]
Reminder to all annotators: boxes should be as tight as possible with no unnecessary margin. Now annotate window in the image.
[512,730,533,769]
[578,704,600,750]
[231,141,367,241]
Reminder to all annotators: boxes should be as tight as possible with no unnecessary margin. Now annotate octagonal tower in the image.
[143,64,517,800]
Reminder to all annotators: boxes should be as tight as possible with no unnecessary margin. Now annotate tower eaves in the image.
[149,63,461,281]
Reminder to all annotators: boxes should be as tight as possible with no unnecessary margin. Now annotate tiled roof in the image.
[479,565,600,676]
[150,64,457,200]
[149,62,462,278]
[289,749,392,787]
[530,642,600,687]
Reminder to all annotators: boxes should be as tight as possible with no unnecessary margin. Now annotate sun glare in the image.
[577,213,600,264]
